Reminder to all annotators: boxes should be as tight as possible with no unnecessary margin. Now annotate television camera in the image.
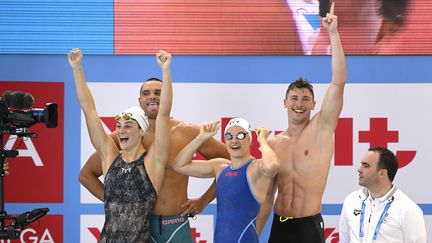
[0,90,58,239]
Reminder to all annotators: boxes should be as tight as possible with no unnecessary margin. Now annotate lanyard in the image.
[359,197,394,241]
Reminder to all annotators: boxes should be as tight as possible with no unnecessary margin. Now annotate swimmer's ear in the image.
[312,100,317,110]
[139,128,145,136]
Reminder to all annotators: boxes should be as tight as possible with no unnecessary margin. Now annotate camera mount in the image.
[0,90,57,239]
[0,132,49,239]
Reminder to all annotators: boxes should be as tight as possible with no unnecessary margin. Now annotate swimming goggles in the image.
[224,132,248,140]
[114,113,132,122]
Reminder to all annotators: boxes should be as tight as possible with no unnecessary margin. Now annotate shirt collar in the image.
[361,185,397,202]
[377,185,397,202]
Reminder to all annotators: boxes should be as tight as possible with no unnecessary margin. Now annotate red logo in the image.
[191,227,207,243]
[1,82,64,203]
[87,227,101,241]
[324,227,339,243]
[335,117,416,168]
[225,171,239,177]
[1,215,63,243]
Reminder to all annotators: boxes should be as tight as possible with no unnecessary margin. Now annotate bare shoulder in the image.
[170,119,200,137]
[212,158,231,177]
[268,131,289,148]
[212,157,230,165]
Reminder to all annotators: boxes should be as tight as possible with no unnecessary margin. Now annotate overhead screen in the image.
[114,0,432,55]
[1,0,431,55]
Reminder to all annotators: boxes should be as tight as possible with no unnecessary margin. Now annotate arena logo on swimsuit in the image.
[225,171,239,177]
[0,82,64,203]
[162,217,185,225]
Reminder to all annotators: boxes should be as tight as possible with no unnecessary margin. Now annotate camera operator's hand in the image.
[68,48,84,70]
[3,160,9,176]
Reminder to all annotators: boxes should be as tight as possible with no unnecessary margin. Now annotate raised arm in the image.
[174,120,228,178]
[68,48,117,174]
[249,127,280,204]
[148,50,173,192]
[254,132,280,234]
[256,178,277,236]
[180,131,230,216]
[198,136,230,161]
[319,3,347,132]
[256,127,280,178]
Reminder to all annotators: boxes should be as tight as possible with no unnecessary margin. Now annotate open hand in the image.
[180,198,207,217]
[198,120,221,140]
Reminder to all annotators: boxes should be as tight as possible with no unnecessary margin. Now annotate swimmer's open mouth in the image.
[230,144,241,150]
[293,108,306,113]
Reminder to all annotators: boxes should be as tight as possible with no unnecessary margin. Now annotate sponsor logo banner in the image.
[0,215,63,243]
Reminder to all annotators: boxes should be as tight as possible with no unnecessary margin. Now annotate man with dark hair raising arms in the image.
[79,78,229,242]
[257,3,346,242]
[339,147,427,242]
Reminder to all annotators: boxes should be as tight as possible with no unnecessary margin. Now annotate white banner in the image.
[81,83,432,204]
[79,82,432,241]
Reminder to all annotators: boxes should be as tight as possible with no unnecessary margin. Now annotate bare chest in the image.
[142,130,192,170]
[271,135,322,175]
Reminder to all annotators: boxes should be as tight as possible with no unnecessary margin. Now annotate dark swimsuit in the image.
[100,153,157,243]
[268,213,325,243]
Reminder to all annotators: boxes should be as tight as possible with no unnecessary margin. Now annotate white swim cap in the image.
[224,117,252,140]
[115,106,149,132]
